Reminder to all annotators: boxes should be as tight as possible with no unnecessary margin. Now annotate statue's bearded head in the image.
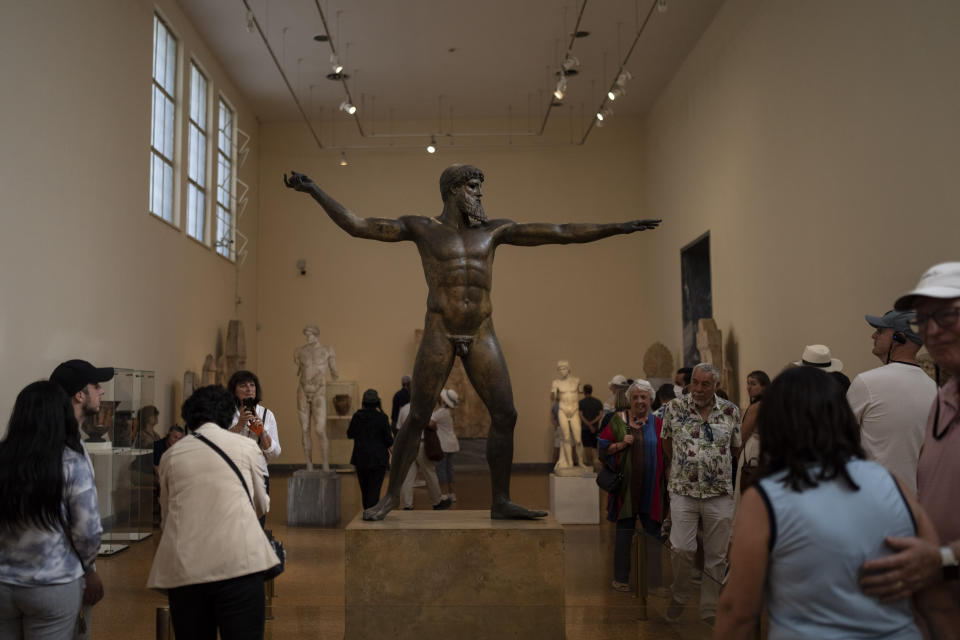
[439,164,486,227]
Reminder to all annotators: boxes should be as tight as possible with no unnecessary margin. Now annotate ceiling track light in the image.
[553,75,567,101]
[426,136,437,154]
[561,53,580,74]
[596,106,613,122]
[657,0,668,13]
[330,53,343,74]
[616,70,633,88]
[339,99,356,115]
[607,87,625,101]
[338,151,348,166]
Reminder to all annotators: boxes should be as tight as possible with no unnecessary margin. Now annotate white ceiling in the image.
[177,0,724,143]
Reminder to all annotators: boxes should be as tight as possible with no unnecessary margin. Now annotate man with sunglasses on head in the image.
[861,262,960,608]
[847,310,937,495]
[660,363,741,624]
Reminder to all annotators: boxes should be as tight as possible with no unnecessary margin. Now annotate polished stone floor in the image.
[94,470,715,639]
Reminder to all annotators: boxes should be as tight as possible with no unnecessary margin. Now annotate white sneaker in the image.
[449,493,457,502]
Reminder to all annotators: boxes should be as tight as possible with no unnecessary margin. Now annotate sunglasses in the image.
[702,422,714,443]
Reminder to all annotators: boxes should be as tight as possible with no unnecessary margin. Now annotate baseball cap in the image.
[50,359,114,396]
[607,374,628,388]
[865,310,922,345]
[894,262,960,310]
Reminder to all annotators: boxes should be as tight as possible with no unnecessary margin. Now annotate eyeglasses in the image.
[909,306,960,332]
[702,422,714,443]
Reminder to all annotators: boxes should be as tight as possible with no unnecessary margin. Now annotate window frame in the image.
[148,13,181,227]
[214,95,237,262]
[185,60,211,244]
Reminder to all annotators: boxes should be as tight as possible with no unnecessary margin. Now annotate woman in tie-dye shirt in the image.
[0,381,102,638]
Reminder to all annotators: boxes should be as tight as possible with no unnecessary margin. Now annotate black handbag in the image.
[596,460,623,493]
[195,433,285,579]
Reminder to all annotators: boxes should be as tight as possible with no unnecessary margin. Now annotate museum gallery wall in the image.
[0,0,261,430]
[3,0,959,461]
[256,0,960,464]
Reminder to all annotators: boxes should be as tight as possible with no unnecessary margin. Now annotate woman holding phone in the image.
[228,371,281,525]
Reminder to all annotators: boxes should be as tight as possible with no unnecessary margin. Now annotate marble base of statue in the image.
[287,469,340,526]
[345,510,564,639]
[549,472,600,524]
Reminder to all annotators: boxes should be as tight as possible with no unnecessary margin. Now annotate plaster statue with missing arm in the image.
[551,360,590,474]
[284,164,660,519]
[293,325,339,472]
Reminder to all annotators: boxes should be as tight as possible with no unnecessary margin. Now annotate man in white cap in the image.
[847,310,936,494]
[860,262,960,603]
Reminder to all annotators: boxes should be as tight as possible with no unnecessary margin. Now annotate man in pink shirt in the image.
[860,262,960,602]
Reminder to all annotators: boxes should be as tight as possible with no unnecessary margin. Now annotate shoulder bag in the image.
[423,427,444,462]
[596,460,623,493]
[195,433,285,579]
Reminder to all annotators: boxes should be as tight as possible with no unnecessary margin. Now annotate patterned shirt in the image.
[0,448,102,586]
[661,393,741,498]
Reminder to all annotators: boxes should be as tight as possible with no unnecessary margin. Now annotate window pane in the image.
[163,31,177,93]
[187,183,205,241]
[162,161,174,222]
[162,94,175,158]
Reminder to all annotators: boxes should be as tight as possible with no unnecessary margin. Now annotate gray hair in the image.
[627,379,655,401]
[693,363,720,384]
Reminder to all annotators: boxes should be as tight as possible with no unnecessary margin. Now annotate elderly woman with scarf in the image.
[599,379,664,592]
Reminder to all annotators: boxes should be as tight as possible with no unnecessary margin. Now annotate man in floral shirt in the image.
[661,363,741,624]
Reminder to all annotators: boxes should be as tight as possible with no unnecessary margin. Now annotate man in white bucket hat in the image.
[860,262,960,603]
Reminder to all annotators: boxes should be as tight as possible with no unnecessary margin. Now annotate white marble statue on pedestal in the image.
[551,360,589,474]
[293,325,339,471]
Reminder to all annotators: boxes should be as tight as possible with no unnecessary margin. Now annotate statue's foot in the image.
[362,494,398,521]
[490,499,548,520]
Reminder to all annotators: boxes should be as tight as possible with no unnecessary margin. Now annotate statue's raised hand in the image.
[284,171,315,192]
[623,218,662,232]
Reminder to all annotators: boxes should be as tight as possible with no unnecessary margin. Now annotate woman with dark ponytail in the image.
[0,380,103,638]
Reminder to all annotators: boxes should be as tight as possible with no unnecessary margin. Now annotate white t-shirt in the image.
[847,362,937,494]
[433,407,459,453]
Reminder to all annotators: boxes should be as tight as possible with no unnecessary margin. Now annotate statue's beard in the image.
[460,197,487,227]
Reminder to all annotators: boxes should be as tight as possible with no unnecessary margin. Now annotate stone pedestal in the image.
[286,470,340,526]
[345,511,564,640]
[549,473,600,524]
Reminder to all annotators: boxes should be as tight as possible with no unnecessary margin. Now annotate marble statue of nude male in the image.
[293,324,338,471]
[284,164,660,520]
[551,360,589,473]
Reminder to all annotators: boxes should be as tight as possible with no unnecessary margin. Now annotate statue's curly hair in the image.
[438,164,484,201]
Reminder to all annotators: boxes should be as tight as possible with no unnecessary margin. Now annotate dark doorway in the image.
[681,233,712,367]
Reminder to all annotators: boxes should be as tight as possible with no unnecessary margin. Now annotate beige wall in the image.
[258,121,658,464]
[0,0,260,433]
[639,0,960,398]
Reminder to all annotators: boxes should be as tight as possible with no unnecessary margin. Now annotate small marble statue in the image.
[551,360,589,473]
[294,325,339,471]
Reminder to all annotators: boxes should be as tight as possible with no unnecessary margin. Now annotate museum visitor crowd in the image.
[3,261,960,638]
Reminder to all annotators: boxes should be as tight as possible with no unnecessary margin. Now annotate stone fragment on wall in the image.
[643,341,674,380]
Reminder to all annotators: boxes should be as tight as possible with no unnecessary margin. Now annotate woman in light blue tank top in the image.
[714,367,956,639]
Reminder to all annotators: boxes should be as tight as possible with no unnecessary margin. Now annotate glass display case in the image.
[81,368,156,555]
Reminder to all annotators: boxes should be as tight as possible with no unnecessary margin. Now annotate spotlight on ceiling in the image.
[616,70,633,87]
[596,106,613,123]
[657,0,668,13]
[562,54,580,74]
[330,53,343,74]
[553,75,567,101]
[607,87,625,101]
[338,151,348,166]
[339,100,357,115]
[426,136,437,154]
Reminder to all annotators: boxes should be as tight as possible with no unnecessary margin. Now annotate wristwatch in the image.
[942,546,959,581]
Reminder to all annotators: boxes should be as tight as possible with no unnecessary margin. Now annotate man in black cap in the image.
[49,359,114,621]
[50,359,115,432]
[846,310,936,495]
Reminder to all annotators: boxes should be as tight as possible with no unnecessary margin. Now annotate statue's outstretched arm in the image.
[284,171,411,242]
[496,218,661,247]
